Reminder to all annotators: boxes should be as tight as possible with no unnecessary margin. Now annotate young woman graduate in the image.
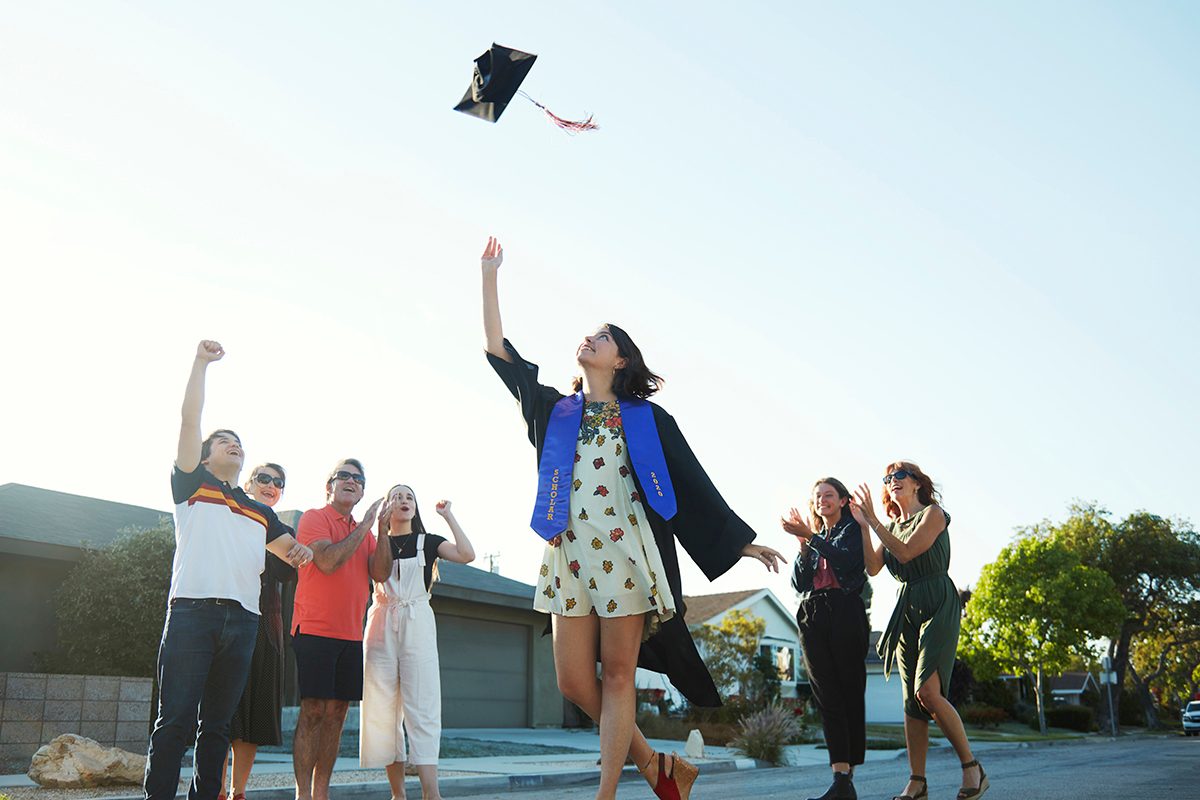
[479,237,785,800]
[850,462,988,800]
[782,478,871,800]
[360,485,476,800]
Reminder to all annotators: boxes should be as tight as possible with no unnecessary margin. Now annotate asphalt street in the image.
[454,735,1195,800]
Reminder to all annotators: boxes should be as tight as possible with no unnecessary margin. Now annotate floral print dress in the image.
[533,400,677,637]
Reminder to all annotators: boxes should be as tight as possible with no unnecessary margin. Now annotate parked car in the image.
[1182,701,1200,735]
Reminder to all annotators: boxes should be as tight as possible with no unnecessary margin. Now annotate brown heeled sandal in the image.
[640,751,699,800]
[891,774,927,800]
[956,759,988,800]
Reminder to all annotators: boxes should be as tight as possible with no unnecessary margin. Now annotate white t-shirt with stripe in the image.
[170,464,288,614]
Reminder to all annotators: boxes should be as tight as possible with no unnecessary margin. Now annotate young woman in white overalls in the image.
[360,484,476,800]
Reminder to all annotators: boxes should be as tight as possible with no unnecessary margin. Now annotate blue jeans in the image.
[144,599,258,800]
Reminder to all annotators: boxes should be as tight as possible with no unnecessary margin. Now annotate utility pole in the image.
[1101,655,1118,738]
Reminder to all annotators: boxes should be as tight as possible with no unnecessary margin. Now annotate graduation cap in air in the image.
[454,43,598,133]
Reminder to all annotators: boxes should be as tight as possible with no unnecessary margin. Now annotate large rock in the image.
[684,728,705,759]
[28,734,146,788]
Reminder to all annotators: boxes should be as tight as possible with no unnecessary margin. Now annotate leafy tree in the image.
[691,609,766,702]
[751,651,782,706]
[1036,505,1200,729]
[41,522,174,677]
[961,535,1124,733]
[1130,599,1200,717]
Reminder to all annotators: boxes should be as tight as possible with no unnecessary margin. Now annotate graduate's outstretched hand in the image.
[780,507,814,541]
[741,543,785,573]
[196,340,225,363]
[481,236,504,272]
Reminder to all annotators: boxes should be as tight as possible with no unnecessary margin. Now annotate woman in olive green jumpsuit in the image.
[850,462,989,800]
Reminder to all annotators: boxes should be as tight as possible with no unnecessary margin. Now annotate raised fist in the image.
[196,340,225,363]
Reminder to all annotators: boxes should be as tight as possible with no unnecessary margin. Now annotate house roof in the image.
[0,483,169,558]
[680,589,759,626]
[1048,671,1096,694]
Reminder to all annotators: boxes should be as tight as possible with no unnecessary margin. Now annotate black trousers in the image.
[798,590,869,766]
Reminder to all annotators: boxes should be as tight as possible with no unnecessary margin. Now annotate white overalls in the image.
[359,533,442,767]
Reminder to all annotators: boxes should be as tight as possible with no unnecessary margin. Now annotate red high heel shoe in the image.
[640,751,698,800]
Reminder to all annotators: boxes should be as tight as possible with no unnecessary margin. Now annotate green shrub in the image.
[1046,704,1095,732]
[729,703,801,764]
[38,522,174,677]
[961,704,1008,728]
[972,678,1017,715]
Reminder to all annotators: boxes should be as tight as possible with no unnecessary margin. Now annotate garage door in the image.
[437,614,530,727]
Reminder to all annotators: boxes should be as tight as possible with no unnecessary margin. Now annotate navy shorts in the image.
[292,630,363,701]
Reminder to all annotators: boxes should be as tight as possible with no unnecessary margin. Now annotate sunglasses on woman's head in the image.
[883,469,913,485]
[334,470,366,485]
[253,473,284,489]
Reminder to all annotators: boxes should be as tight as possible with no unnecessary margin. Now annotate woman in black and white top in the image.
[360,484,475,800]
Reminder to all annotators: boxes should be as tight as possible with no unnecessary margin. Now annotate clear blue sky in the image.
[2,1,1196,633]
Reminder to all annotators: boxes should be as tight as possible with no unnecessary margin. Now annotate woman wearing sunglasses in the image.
[479,236,785,800]
[781,478,871,800]
[360,484,476,800]
[220,464,296,800]
[850,463,987,800]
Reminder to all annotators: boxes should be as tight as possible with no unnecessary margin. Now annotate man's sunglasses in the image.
[883,469,913,485]
[333,470,366,485]
[253,473,284,490]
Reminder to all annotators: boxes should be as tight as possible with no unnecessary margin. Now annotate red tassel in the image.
[520,91,599,134]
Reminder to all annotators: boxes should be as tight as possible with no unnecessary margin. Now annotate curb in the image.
[92,757,767,800]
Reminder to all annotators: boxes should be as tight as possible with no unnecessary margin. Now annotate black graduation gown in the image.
[488,339,757,707]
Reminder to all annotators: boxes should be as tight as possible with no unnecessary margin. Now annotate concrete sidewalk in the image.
[0,727,909,798]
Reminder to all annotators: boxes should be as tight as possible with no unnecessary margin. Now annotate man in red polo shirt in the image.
[290,459,381,800]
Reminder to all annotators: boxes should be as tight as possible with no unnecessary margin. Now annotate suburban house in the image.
[0,483,169,673]
[0,483,562,732]
[636,588,802,708]
[1047,671,1099,706]
[645,583,906,722]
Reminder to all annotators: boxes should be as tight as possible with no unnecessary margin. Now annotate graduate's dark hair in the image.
[200,429,241,463]
[808,477,851,530]
[380,484,438,584]
[572,323,663,399]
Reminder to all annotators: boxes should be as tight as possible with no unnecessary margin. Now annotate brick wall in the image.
[0,672,153,763]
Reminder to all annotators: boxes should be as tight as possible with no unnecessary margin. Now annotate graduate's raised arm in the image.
[481,236,511,361]
[176,340,224,472]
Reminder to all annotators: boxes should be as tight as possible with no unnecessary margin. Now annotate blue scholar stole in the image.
[530,393,677,540]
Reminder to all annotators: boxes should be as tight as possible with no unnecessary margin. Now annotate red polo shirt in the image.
[291,503,377,641]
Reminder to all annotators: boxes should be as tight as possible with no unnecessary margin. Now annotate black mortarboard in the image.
[454,43,537,123]
[454,43,598,132]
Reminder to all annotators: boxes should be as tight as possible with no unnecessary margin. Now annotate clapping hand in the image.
[361,497,384,529]
[850,484,879,529]
[481,237,504,271]
[196,340,225,363]
[780,507,815,540]
[376,499,390,536]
